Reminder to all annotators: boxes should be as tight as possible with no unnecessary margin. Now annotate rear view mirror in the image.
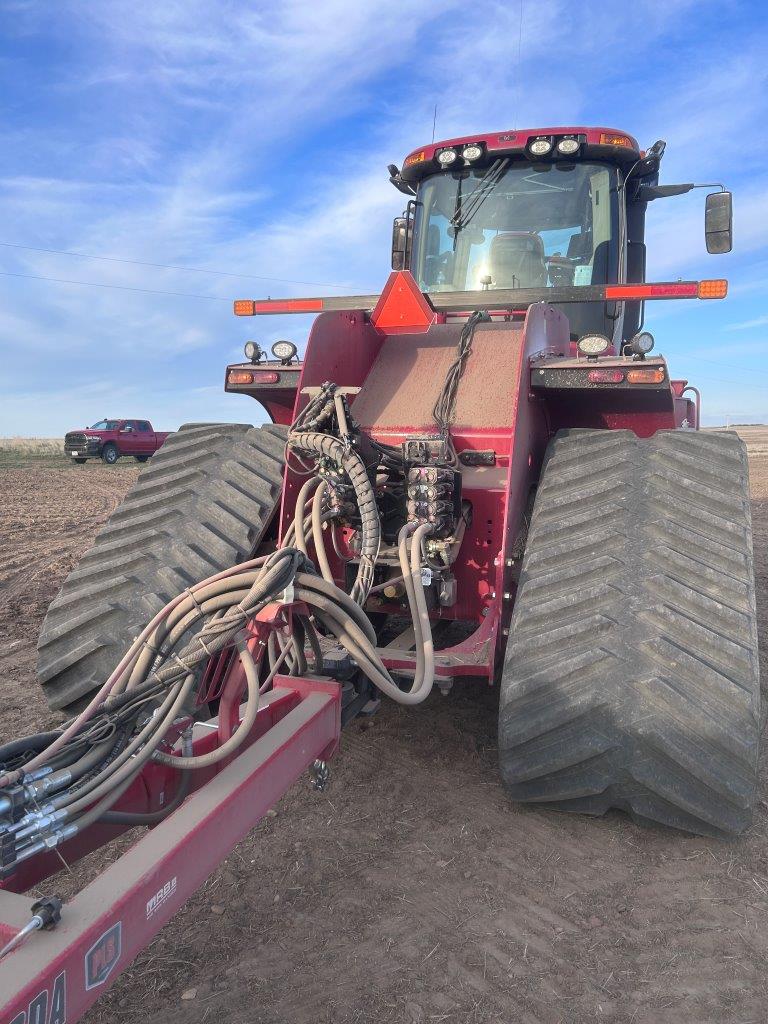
[705,191,732,254]
[391,216,408,270]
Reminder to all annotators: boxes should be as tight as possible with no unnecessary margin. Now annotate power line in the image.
[675,353,768,382]
[0,240,352,291]
[2,268,765,369]
[0,268,230,301]
[685,371,768,393]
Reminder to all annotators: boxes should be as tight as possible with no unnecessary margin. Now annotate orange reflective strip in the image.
[234,298,325,315]
[605,283,699,300]
[252,298,324,314]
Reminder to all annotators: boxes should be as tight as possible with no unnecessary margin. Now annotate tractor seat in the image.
[489,232,547,289]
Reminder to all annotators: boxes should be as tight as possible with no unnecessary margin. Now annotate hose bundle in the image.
[287,430,380,604]
[0,528,435,872]
[432,309,490,464]
[0,376,450,875]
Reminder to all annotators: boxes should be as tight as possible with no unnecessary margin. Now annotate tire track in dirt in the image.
[0,464,138,730]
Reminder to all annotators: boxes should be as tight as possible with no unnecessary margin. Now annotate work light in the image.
[437,148,458,166]
[577,334,610,356]
[528,137,553,156]
[557,138,580,155]
[627,331,655,356]
[462,144,483,162]
[271,340,298,363]
[244,341,263,362]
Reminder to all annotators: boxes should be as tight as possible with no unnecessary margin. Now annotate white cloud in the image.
[1,0,767,433]
[726,315,768,331]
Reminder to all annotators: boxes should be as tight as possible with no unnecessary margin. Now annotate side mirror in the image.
[705,191,733,254]
[391,216,408,271]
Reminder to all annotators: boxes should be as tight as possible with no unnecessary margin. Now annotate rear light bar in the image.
[234,279,728,316]
[227,370,281,386]
[604,280,727,300]
[234,298,325,316]
[533,361,668,390]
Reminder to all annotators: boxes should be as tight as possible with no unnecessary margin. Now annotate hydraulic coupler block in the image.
[406,466,461,538]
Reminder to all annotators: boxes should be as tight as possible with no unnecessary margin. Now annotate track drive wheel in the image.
[37,422,287,711]
[498,428,760,836]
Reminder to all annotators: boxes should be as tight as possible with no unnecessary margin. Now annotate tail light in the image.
[228,370,254,384]
[588,369,624,383]
[227,370,281,385]
[627,367,665,384]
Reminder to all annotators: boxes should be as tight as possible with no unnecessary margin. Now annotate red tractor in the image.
[1,126,757,1021]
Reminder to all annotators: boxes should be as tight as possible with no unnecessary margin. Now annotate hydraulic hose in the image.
[288,431,380,603]
[311,481,335,585]
[296,573,378,646]
[98,766,191,826]
[0,552,280,787]
[293,476,321,556]
[59,675,195,817]
[53,676,193,814]
[153,636,260,769]
[0,732,61,767]
[292,535,436,706]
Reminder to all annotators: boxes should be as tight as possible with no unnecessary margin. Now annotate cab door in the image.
[120,419,140,453]
[135,420,155,453]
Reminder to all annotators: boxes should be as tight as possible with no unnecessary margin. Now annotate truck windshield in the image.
[90,420,119,430]
[411,161,618,314]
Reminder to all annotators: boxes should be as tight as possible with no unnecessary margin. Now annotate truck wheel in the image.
[498,428,760,837]
[101,443,119,465]
[73,458,87,464]
[37,422,287,711]
[135,454,150,463]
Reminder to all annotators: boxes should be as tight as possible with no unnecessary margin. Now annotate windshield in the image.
[90,420,118,430]
[411,161,619,334]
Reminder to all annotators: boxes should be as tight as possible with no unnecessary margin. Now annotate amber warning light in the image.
[227,370,280,386]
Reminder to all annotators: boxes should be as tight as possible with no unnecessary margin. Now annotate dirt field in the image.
[1,430,767,1024]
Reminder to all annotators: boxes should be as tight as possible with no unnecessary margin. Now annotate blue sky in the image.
[0,0,766,434]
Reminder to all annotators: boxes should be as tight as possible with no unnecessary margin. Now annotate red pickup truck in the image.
[64,419,172,465]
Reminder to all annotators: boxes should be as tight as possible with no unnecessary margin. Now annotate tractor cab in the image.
[391,126,732,348]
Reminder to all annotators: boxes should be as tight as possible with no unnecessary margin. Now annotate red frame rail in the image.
[0,677,340,1023]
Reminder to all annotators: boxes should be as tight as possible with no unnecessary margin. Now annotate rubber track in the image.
[498,428,760,836]
[37,422,287,711]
